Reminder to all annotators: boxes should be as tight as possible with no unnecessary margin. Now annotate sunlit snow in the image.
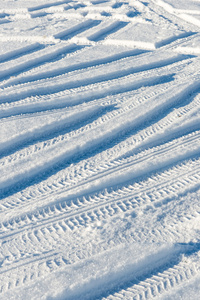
[1,0,200,299]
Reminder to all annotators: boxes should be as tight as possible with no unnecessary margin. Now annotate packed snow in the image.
[1,0,200,299]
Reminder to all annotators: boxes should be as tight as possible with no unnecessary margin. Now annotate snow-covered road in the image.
[1,0,200,299]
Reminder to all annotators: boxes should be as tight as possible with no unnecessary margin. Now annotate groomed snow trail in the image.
[1,0,200,299]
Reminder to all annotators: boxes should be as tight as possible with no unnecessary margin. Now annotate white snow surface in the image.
[0,0,200,299]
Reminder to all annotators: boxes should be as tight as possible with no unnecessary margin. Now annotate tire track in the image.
[0,43,44,64]
[88,20,128,41]
[102,257,199,300]
[0,245,198,298]
[3,48,147,88]
[0,103,115,159]
[0,69,173,119]
[0,75,176,163]
[1,81,200,205]
[0,43,84,83]
[54,19,101,40]
[1,69,200,197]
[1,151,200,239]
[0,51,184,104]
[0,77,193,197]
[0,51,192,119]
[0,172,200,295]
[0,180,200,295]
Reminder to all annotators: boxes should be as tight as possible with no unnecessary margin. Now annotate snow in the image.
[1,0,200,299]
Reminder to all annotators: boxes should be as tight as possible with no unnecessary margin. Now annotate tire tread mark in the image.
[1,88,200,213]
[1,158,200,236]
[103,262,198,300]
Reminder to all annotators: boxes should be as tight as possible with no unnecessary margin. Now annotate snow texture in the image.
[0,0,200,299]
